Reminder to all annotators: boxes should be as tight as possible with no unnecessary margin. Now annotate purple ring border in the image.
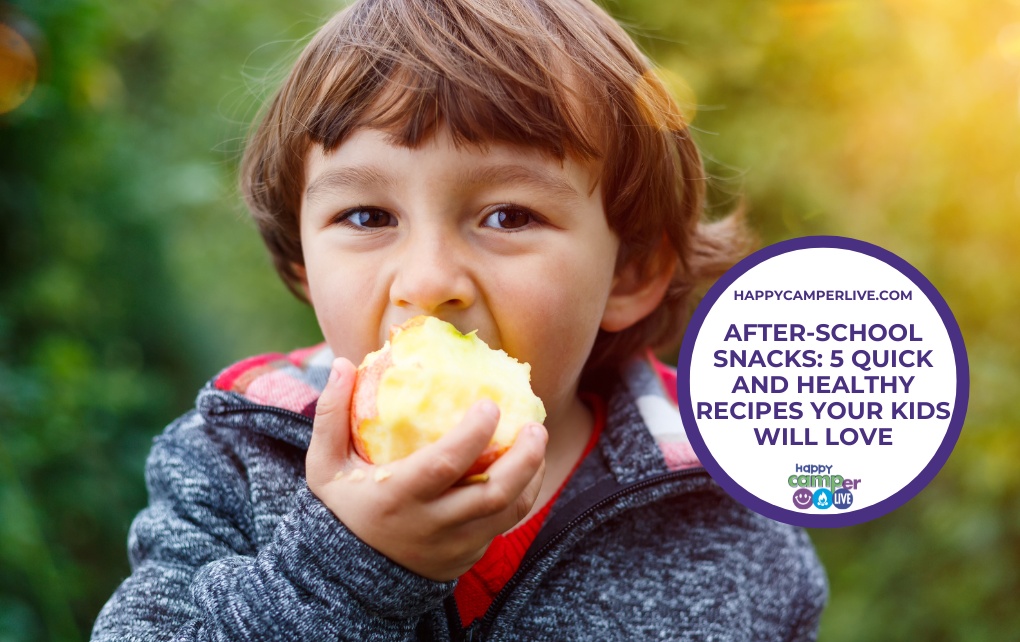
[677,236,970,528]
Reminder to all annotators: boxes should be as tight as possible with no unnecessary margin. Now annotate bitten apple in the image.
[350,316,546,475]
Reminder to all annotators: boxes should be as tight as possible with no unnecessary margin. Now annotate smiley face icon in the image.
[792,488,814,510]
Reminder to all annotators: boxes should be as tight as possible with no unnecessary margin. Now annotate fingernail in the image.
[529,423,547,444]
[328,363,341,385]
[478,400,499,420]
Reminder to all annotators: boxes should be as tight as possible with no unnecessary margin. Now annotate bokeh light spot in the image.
[635,66,698,132]
[997,23,1020,65]
[0,22,36,114]
[654,66,698,124]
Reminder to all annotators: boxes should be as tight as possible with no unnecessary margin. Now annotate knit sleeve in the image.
[90,413,455,642]
[784,527,829,642]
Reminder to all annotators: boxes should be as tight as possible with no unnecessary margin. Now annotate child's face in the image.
[298,127,619,419]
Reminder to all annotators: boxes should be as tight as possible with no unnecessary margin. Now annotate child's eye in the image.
[481,206,535,231]
[336,208,397,230]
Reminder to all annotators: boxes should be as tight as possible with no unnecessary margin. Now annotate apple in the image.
[350,316,546,475]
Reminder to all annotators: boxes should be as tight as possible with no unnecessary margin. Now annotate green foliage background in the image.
[1,0,1018,640]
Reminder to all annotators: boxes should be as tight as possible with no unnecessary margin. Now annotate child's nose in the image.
[389,234,476,315]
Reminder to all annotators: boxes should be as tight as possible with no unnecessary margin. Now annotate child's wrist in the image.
[289,486,457,616]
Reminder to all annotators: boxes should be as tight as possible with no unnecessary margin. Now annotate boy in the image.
[93,0,828,639]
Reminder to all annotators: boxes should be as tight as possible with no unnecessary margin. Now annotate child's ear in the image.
[601,237,676,333]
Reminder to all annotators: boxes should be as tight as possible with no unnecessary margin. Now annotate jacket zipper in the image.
[215,403,314,425]
[465,466,709,642]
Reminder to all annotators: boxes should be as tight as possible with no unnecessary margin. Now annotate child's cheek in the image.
[497,249,613,403]
[308,255,388,365]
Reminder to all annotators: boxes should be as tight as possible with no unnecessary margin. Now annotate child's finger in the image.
[485,452,546,534]
[306,357,357,486]
[439,422,547,523]
[400,400,500,500]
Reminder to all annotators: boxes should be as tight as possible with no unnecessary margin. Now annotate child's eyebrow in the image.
[459,164,581,201]
[305,166,397,205]
[304,163,580,205]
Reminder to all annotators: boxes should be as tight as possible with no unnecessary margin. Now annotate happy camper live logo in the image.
[789,464,858,510]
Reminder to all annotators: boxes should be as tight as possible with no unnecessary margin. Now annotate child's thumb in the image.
[307,357,357,482]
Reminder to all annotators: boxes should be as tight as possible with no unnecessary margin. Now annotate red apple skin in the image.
[463,443,506,477]
[349,344,392,463]
[348,316,515,476]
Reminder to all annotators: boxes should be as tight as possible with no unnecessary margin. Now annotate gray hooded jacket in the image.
[91,346,828,641]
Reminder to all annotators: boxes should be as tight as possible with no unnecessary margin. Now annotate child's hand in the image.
[306,357,548,582]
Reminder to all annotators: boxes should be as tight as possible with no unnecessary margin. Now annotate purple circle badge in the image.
[792,488,814,510]
[833,488,854,510]
[678,236,968,528]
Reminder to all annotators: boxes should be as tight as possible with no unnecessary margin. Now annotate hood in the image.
[195,343,701,480]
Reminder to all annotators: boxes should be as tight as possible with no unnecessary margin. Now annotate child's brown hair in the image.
[241,0,747,371]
